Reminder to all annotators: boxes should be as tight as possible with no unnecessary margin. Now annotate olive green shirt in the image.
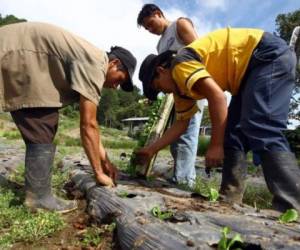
[0,22,108,112]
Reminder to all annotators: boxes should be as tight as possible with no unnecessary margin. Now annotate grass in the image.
[243,185,272,209]
[0,186,65,248]
[0,161,70,248]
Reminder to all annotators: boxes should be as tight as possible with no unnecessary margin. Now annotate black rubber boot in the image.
[260,151,300,212]
[24,144,77,213]
[219,149,247,204]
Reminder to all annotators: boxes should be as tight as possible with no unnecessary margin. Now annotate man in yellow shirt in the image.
[136,28,300,212]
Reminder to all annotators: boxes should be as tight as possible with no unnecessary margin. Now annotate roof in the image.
[121,117,149,122]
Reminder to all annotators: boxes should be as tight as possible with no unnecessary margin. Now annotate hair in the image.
[137,3,164,27]
[156,50,176,68]
[107,53,126,71]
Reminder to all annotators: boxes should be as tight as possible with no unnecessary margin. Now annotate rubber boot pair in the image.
[220,149,300,212]
[24,144,77,213]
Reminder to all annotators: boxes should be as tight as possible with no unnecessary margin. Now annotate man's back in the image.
[0,22,107,111]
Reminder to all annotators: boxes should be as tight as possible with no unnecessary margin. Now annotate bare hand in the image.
[102,160,118,184]
[133,147,154,166]
[95,172,115,187]
[205,144,224,168]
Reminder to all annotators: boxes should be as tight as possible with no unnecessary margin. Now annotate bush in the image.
[197,136,210,156]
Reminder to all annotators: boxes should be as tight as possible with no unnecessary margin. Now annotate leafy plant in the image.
[218,226,243,250]
[278,209,299,223]
[208,188,219,202]
[80,226,103,247]
[116,190,129,198]
[151,206,173,220]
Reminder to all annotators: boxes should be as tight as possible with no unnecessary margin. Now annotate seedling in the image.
[116,191,129,198]
[208,188,219,202]
[278,209,299,224]
[217,226,243,250]
[151,206,173,220]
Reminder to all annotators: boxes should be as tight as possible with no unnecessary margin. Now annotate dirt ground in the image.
[10,197,118,250]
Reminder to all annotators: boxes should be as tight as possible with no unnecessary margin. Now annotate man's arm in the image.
[192,77,228,167]
[79,95,115,187]
[134,119,190,165]
[176,18,198,45]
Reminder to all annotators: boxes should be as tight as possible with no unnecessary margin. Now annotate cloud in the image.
[0,0,220,90]
[197,0,226,10]
[0,0,160,90]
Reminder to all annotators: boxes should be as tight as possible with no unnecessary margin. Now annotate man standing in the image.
[136,28,300,212]
[137,4,204,187]
[0,22,137,213]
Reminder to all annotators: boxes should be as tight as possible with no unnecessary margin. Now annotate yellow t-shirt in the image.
[172,27,264,120]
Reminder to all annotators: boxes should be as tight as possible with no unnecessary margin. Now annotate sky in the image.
[1,0,300,126]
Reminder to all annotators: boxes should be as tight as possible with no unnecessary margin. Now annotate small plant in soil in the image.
[278,209,299,224]
[151,205,174,220]
[217,226,243,250]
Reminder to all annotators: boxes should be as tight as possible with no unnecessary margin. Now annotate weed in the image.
[80,226,103,247]
[151,206,174,220]
[243,186,272,209]
[278,209,299,223]
[193,175,220,198]
[116,190,129,198]
[0,187,64,248]
[217,226,243,250]
[1,130,22,140]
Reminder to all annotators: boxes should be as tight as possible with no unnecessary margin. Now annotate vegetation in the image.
[278,209,299,223]
[0,168,65,248]
[276,9,300,122]
[151,206,174,220]
[98,87,150,129]
[217,227,243,250]
[0,14,26,27]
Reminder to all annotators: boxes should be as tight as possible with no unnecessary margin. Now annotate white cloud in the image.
[196,0,226,10]
[0,0,217,90]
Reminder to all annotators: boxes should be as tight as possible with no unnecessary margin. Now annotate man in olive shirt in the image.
[136,28,300,212]
[0,22,137,213]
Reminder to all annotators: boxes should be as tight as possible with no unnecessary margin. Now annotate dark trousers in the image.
[10,108,59,144]
[224,32,297,154]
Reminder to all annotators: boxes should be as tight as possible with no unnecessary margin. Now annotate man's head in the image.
[104,46,137,92]
[137,4,168,35]
[139,50,177,100]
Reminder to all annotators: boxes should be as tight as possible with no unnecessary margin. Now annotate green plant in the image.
[278,209,299,223]
[116,190,129,198]
[80,226,103,247]
[151,206,173,220]
[197,136,210,156]
[1,130,22,140]
[208,188,219,202]
[193,175,220,198]
[243,186,272,209]
[0,187,64,248]
[217,226,243,250]
[137,98,162,147]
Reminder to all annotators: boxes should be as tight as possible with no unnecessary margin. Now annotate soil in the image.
[10,191,118,250]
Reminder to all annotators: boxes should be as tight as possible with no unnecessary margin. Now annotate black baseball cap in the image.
[139,50,176,100]
[110,46,137,92]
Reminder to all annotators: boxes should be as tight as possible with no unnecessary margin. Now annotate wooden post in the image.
[136,94,174,176]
